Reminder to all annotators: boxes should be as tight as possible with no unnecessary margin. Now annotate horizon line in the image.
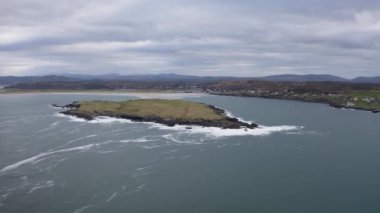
[0,73,379,79]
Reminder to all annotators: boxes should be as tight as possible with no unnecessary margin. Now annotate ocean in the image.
[1,93,380,213]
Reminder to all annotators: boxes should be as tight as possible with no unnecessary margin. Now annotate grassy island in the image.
[57,99,258,129]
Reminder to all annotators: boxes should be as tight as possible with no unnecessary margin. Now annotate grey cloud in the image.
[0,0,380,77]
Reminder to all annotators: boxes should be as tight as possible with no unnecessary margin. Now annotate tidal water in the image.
[1,93,380,213]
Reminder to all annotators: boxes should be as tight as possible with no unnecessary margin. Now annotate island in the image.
[56,99,258,129]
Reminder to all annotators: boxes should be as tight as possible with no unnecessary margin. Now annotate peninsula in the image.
[56,99,258,129]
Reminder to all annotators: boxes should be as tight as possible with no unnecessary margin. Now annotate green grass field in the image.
[347,90,380,110]
[313,90,380,110]
[77,99,224,120]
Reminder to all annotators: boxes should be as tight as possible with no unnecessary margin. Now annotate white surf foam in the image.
[54,112,87,122]
[136,184,146,191]
[0,144,95,173]
[214,105,255,123]
[88,116,134,124]
[56,111,302,138]
[154,124,302,137]
[49,105,65,109]
[0,136,162,173]
[106,192,118,202]
[38,121,60,132]
[55,113,134,124]
[73,205,93,213]
[119,137,158,143]
[161,133,202,144]
[28,180,54,193]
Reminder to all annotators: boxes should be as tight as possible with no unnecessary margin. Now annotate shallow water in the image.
[1,93,380,213]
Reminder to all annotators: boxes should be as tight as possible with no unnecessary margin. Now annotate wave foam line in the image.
[55,113,134,124]
[106,192,118,202]
[28,180,55,194]
[0,144,96,173]
[214,105,254,123]
[55,112,87,122]
[0,136,160,173]
[154,124,303,137]
[38,121,60,132]
[73,205,93,213]
[56,112,302,137]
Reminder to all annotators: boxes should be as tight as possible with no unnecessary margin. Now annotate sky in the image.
[1,0,380,77]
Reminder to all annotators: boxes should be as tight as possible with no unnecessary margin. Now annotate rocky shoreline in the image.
[326,102,380,113]
[209,92,380,114]
[53,102,258,129]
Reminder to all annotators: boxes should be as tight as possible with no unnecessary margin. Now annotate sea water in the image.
[0,93,380,213]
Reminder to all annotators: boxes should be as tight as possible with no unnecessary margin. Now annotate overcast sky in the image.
[1,0,380,77]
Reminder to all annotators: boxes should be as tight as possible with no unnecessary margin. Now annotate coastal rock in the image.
[56,99,259,129]
[61,110,94,120]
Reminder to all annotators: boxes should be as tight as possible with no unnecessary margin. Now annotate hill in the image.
[353,76,380,84]
[2,73,380,85]
[256,74,348,82]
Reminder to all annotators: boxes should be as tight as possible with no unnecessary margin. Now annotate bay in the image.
[0,93,380,213]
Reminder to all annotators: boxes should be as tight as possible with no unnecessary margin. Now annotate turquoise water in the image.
[1,93,380,213]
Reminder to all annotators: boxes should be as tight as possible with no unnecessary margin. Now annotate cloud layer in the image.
[1,0,380,77]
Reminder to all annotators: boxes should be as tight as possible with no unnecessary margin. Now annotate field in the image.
[76,99,225,120]
[301,90,380,111]
[347,90,380,110]
[207,81,380,112]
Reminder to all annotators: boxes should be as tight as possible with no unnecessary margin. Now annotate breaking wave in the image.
[152,124,302,137]
[214,106,254,124]
[55,113,134,124]
[55,113,302,138]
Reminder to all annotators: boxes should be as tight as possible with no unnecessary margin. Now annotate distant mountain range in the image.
[352,76,380,84]
[0,73,379,86]
[257,74,348,82]
[58,73,244,81]
[0,75,75,86]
